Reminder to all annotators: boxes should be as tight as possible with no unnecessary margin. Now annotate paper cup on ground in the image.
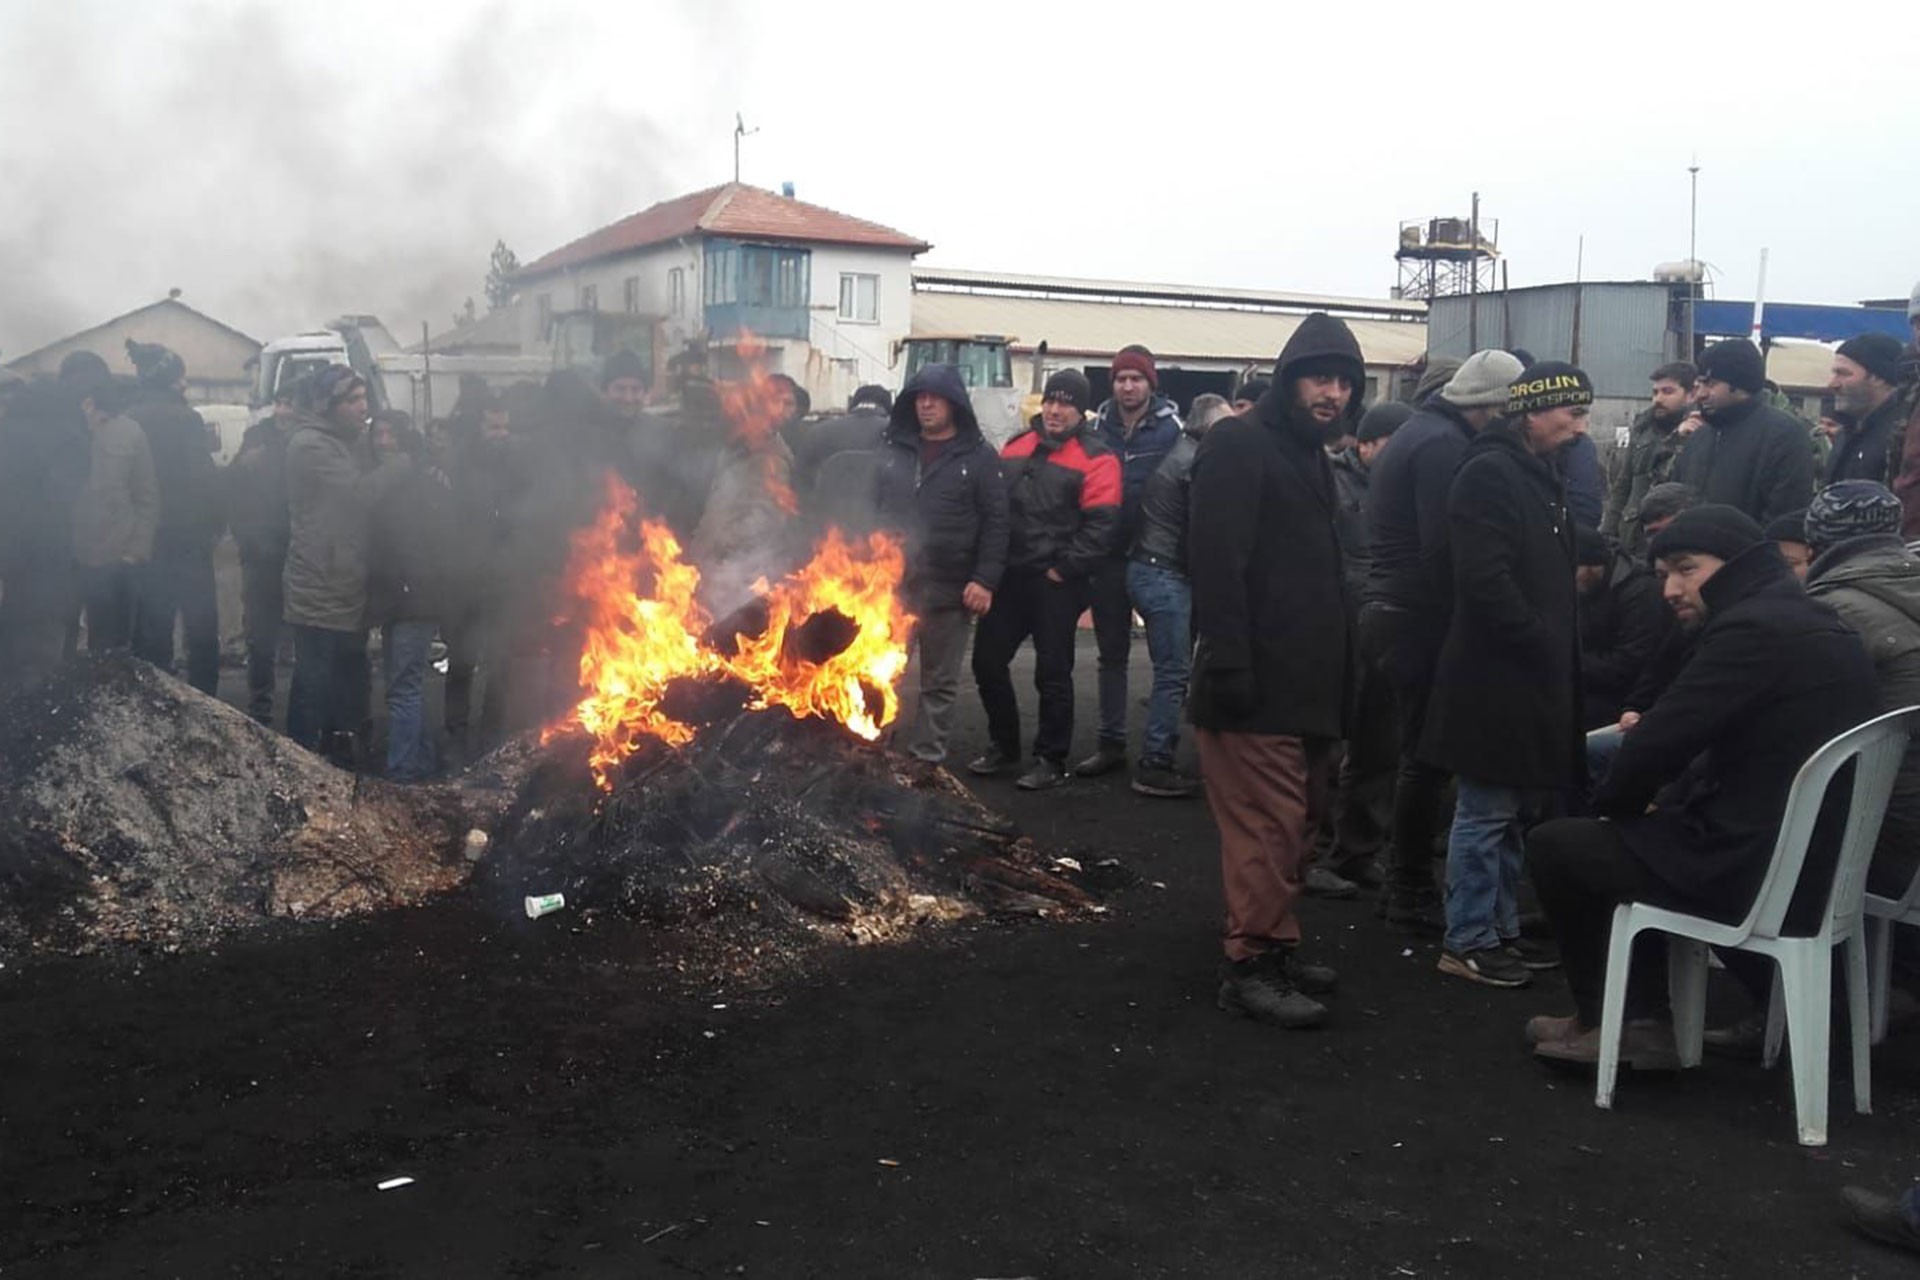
[524,892,566,919]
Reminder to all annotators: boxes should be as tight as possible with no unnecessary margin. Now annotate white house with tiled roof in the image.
[513,183,929,408]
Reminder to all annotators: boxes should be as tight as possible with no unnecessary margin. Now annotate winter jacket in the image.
[71,412,159,569]
[1328,447,1374,601]
[368,461,460,624]
[127,387,222,556]
[1602,407,1687,558]
[448,434,529,604]
[1671,396,1816,524]
[998,423,1120,580]
[1805,534,1920,888]
[1365,397,1480,628]
[1596,544,1881,926]
[875,366,1009,610]
[793,406,890,499]
[1,380,90,580]
[1580,551,1673,730]
[1418,423,1580,789]
[282,412,409,632]
[1561,432,1605,530]
[1090,393,1182,557]
[1188,314,1359,739]
[1128,426,1201,572]
[1889,378,1920,538]
[1827,394,1903,485]
[227,416,295,563]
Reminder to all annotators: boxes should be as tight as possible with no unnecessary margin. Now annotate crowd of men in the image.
[5,287,1920,1066]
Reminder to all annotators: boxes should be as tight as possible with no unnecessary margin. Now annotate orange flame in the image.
[554,475,915,789]
[714,331,799,515]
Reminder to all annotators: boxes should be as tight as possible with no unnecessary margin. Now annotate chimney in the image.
[781,181,795,198]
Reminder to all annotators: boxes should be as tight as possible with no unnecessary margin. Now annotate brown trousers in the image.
[1196,729,1330,962]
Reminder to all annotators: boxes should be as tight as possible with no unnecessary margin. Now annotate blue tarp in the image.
[1693,300,1909,345]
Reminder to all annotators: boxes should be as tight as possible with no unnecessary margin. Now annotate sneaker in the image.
[1504,937,1561,971]
[967,746,1018,777]
[1533,1019,1680,1071]
[1700,1010,1765,1060]
[1074,741,1128,778]
[1329,855,1385,888]
[1217,955,1328,1029]
[1016,757,1069,791]
[1841,1186,1920,1255]
[1381,889,1445,934]
[1131,761,1199,798]
[1437,946,1532,988]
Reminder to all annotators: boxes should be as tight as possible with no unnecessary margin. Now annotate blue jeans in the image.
[1125,560,1192,766]
[1444,779,1551,954]
[383,620,438,782]
[1585,725,1624,794]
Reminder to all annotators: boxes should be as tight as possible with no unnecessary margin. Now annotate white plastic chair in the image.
[1594,706,1916,1146]
[1864,726,1920,1043]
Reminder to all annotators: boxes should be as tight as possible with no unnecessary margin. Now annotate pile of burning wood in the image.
[0,472,1094,963]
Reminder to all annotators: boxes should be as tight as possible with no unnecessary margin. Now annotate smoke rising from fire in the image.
[0,0,739,359]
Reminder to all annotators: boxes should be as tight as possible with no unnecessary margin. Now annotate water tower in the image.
[1394,214,1499,300]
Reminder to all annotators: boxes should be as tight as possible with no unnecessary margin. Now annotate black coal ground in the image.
[5,638,1920,1277]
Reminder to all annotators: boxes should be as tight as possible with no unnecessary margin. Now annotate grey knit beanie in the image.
[1440,350,1526,408]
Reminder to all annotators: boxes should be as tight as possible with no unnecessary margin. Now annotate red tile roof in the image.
[518,183,930,277]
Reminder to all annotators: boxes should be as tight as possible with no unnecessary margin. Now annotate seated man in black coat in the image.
[1523,506,1881,1066]
[1575,525,1672,732]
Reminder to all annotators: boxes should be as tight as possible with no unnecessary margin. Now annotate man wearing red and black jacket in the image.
[969,369,1121,791]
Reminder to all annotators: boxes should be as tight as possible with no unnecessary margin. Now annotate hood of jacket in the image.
[1698,540,1794,615]
[890,364,980,438]
[1807,534,1920,593]
[1273,313,1367,427]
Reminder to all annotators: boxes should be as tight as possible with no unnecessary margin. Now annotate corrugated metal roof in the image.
[519,184,929,278]
[909,291,1428,368]
[913,267,1426,319]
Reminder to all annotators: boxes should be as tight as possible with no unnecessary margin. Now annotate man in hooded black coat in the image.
[1189,313,1362,1030]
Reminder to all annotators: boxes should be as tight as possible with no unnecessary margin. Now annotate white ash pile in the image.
[0,655,469,956]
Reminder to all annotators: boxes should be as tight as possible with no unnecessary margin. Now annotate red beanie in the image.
[1111,349,1157,389]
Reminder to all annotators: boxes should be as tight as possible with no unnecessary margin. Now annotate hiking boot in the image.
[1074,741,1128,778]
[1329,855,1384,888]
[1505,937,1562,971]
[1438,946,1532,989]
[1841,1186,1920,1255]
[1701,1010,1766,1060]
[1303,866,1359,899]
[1016,757,1069,791]
[1534,1019,1680,1071]
[1281,949,1339,996]
[1131,761,1199,798]
[1525,1012,1583,1047]
[967,746,1018,777]
[1382,889,1445,934]
[1217,955,1328,1029]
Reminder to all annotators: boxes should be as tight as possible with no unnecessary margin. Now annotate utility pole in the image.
[733,112,759,184]
[1684,157,1700,360]
[1468,190,1480,350]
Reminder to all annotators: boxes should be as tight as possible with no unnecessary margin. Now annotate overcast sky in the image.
[5,0,1917,362]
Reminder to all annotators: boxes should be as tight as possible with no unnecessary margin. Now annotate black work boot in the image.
[967,746,1018,777]
[1074,740,1128,778]
[1016,757,1069,791]
[1217,953,1328,1029]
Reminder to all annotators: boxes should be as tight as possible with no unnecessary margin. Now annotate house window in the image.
[704,247,736,305]
[580,283,599,312]
[838,273,879,323]
[623,276,640,314]
[670,267,686,315]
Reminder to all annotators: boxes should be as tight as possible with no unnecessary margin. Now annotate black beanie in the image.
[57,350,112,385]
[1647,503,1764,564]
[1043,369,1091,411]
[126,339,186,389]
[1507,361,1594,415]
[1762,508,1809,545]
[601,347,649,389]
[1575,525,1610,566]
[1357,400,1414,444]
[1697,339,1766,394]
[1836,332,1903,386]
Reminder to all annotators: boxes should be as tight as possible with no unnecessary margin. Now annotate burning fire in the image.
[714,331,799,516]
[557,476,915,789]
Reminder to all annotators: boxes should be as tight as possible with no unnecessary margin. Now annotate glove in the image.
[1210,668,1258,718]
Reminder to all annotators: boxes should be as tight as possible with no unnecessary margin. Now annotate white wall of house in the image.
[517,240,915,410]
